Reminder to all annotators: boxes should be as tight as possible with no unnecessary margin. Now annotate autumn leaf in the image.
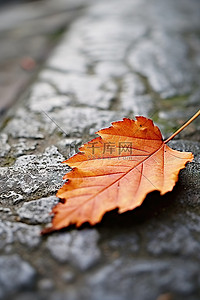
[42,110,200,234]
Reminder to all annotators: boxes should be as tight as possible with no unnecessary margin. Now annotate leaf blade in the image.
[42,117,193,233]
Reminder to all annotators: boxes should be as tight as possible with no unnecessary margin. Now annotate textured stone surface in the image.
[121,73,154,115]
[17,196,59,225]
[43,107,124,137]
[128,31,195,98]
[4,109,45,139]
[0,134,10,157]
[0,0,90,116]
[0,221,41,249]
[11,139,38,158]
[0,255,36,300]
[0,0,200,299]
[40,70,117,109]
[46,229,101,270]
[0,146,67,204]
[84,259,200,300]
[56,138,82,157]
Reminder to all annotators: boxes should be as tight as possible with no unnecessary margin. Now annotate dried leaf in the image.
[42,115,195,233]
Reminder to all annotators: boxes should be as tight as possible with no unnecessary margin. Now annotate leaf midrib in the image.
[62,142,165,208]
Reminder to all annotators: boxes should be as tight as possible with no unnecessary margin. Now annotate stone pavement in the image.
[0,0,88,115]
[0,0,200,299]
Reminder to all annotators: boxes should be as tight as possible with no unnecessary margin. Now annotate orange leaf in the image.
[42,116,194,233]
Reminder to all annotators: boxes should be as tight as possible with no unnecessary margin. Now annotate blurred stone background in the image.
[0,0,87,116]
[0,0,200,300]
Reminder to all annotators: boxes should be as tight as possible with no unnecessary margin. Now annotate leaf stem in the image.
[164,109,200,144]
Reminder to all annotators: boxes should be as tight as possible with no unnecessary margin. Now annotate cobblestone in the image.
[46,229,101,271]
[0,255,36,300]
[40,70,117,109]
[0,146,67,204]
[0,0,90,115]
[17,196,59,225]
[0,0,200,299]
[0,220,41,250]
[128,31,195,98]
[84,259,199,300]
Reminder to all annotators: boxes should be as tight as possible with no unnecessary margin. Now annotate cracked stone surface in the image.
[0,0,200,299]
